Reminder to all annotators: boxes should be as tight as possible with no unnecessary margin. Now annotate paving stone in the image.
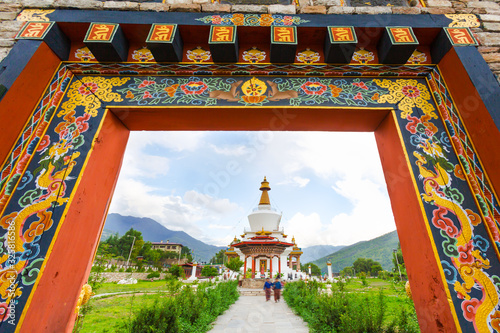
[103,1,140,10]
[201,3,231,12]
[468,0,500,9]
[392,6,422,13]
[327,6,355,13]
[268,4,296,14]
[476,31,500,45]
[313,0,342,6]
[421,7,456,13]
[484,22,500,30]
[427,0,453,7]
[139,2,169,11]
[231,5,268,13]
[355,6,392,14]
[169,3,201,12]
[55,0,103,9]
[481,13,500,21]
[299,5,327,14]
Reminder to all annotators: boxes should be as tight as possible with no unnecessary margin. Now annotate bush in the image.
[146,272,160,279]
[118,281,239,333]
[283,281,417,333]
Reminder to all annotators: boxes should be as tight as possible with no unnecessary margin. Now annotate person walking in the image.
[273,278,282,303]
[263,278,272,302]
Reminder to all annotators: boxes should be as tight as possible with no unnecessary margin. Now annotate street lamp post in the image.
[393,249,403,281]
[126,235,136,268]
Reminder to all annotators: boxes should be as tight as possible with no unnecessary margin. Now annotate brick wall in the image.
[0,0,499,79]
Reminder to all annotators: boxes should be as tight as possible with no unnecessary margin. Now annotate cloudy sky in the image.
[108,131,397,248]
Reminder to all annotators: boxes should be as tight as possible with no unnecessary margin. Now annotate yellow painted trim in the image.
[0,64,67,193]
[390,110,462,333]
[16,98,109,332]
[0,69,72,218]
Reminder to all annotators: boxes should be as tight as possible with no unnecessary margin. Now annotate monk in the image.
[263,278,272,301]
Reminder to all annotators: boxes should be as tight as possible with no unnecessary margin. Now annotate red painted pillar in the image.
[251,257,255,278]
[278,257,281,276]
[243,256,247,279]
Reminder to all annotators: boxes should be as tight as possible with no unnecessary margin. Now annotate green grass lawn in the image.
[78,293,163,333]
[95,280,172,295]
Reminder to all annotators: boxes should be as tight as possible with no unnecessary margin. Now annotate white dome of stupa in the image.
[247,177,282,232]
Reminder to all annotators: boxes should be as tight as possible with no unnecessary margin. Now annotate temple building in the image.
[226,177,303,279]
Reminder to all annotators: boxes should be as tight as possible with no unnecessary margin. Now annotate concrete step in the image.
[239,290,265,296]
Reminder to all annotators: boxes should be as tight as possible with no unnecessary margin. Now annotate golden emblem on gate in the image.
[210,26,235,43]
[388,27,417,44]
[445,27,478,46]
[148,24,176,42]
[16,21,53,39]
[272,26,296,44]
[85,23,117,42]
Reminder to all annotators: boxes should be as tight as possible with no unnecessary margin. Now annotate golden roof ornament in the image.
[259,176,271,205]
[256,227,272,236]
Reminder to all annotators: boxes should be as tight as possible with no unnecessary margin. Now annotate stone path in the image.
[208,295,309,333]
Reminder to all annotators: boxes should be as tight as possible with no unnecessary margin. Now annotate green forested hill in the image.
[313,230,399,273]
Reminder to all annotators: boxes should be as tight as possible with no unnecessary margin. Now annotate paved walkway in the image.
[208,295,309,333]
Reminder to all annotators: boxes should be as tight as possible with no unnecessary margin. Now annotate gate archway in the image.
[1,11,500,333]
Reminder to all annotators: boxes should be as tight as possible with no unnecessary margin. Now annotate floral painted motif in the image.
[74,47,95,62]
[59,77,130,117]
[352,48,375,64]
[408,49,427,64]
[196,14,309,26]
[296,49,320,64]
[242,47,266,63]
[132,47,154,62]
[186,47,211,63]
[373,79,436,119]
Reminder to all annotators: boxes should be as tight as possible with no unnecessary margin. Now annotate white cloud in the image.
[109,180,241,242]
[210,144,248,156]
[208,224,234,230]
[278,176,310,188]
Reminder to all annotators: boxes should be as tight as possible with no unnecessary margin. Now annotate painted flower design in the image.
[301,81,327,95]
[164,84,179,97]
[328,84,342,97]
[138,80,156,88]
[78,82,98,95]
[283,16,293,25]
[373,79,436,119]
[212,15,222,24]
[402,85,420,98]
[353,82,369,90]
[181,81,208,95]
[259,14,274,26]
[231,14,245,26]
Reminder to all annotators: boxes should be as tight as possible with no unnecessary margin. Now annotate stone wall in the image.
[0,0,499,79]
[100,272,167,282]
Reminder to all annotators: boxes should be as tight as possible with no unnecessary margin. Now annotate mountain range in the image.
[102,214,399,269]
[313,230,400,273]
[102,214,225,262]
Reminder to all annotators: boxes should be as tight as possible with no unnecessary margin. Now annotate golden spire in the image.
[292,236,296,244]
[259,176,271,205]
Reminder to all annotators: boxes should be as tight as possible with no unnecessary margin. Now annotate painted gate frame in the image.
[0,11,500,333]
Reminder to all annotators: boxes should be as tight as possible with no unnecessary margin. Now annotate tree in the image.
[301,263,321,276]
[341,266,354,276]
[226,257,244,272]
[352,258,383,276]
[370,263,383,277]
[168,264,185,279]
[201,266,218,277]
[209,249,226,265]
[181,246,193,262]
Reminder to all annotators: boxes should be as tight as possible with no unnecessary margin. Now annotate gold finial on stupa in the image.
[259,176,271,205]
[292,236,296,244]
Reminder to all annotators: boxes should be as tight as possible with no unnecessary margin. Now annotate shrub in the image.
[118,281,239,333]
[146,272,160,279]
[283,281,415,333]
